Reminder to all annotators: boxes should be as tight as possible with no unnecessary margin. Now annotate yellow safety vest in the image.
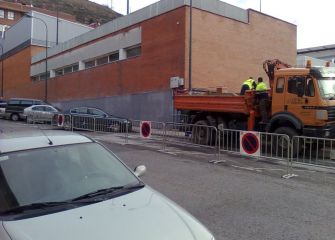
[243,79,255,89]
[256,82,267,91]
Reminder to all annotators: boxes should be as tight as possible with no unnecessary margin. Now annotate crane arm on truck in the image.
[263,59,291,90]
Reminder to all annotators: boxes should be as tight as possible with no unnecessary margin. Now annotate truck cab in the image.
[270,66,335,138]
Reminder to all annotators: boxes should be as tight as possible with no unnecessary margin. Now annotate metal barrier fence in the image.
[164,122,219,156]
[292,136,335,168]
[31,114,335,173]
[218,129,292,175]
[130,120,165,136]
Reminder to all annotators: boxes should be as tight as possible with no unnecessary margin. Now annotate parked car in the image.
[63,107,132,132]
[0,131,214,240]
[24,105,60,123]
[4,98,45,121]
[0,100,6,118]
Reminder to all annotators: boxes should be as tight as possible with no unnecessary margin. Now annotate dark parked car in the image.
[4,98,45,121]
[63,107,132,132]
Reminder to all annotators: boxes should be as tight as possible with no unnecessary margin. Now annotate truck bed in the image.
[174,92,251,115]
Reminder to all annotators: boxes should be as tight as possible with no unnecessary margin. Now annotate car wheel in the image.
[11,113,19,121]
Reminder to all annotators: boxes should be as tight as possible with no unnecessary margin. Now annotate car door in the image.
[272,77,286,115]
[284,76,318,126]
[35,106,45,121]
[44,106,56,121]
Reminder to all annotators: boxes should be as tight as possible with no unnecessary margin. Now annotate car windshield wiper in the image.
[0,201,83,215]
[71,182,145,201]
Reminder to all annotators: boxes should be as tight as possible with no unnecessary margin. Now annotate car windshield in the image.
[317,78,335,99]
[0,143,139,213]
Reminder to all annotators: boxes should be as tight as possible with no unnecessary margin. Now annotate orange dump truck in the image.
[173,59,335,139]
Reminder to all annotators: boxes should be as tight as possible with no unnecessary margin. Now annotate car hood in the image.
[2,187,212,240]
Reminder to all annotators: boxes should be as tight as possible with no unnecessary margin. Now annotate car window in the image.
[21,100,33,106]
[8,100,20,105]
[78,108,88,114]
[88,108,106,116]
[70,108,78,114]
[0,143,139,212]
[44,106,54,112]
[34,101,43,105]
[32,106,44,111]
[288,76,305,95]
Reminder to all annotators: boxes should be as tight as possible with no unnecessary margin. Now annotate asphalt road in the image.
[1,119,335,240]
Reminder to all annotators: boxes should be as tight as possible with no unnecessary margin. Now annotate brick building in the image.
[0,0,297,121]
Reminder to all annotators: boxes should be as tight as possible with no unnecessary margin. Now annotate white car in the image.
[0,131,214,240]
[23,105,59,123]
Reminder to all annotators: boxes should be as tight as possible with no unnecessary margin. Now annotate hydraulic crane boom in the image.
[263,59,292,90]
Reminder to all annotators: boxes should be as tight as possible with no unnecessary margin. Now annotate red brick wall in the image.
[47,7,186,102]
[1,46,45,99]
[184,8,297,93]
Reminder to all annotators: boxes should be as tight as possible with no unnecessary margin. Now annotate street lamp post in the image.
[25,13,48,102]
[0,44,3,98]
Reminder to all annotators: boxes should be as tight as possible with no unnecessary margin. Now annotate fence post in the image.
[71,115,74,132]
[162,122,166,151]
[125,121,129,144]
[217,129,221,162]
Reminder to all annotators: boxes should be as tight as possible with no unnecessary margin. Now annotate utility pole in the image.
[56,4,59,45]
[127,0,130,15]
[260,0,262,12]
[188,0,192,91]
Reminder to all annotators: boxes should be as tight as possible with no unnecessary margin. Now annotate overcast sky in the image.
[90,0,335,49]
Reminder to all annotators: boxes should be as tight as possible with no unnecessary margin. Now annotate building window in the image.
[32,72,50,81]
[97,56,108,66]
[0,10,4,18]
[55,63,79,77]
[63,65,73,74]
[109,52,119,62]
[55,69,64,77]
[7,11,14,20]
[126,45,141,58]
[31,76,39,82]
[85,60,96,69]
[73,64,79,72]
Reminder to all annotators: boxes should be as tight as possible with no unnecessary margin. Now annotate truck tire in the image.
[11,113,19,121]
[192,120,210,145]
[274,127,299,157]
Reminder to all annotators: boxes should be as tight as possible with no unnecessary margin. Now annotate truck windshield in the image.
[317,78,335,99]
[0,143,139,214]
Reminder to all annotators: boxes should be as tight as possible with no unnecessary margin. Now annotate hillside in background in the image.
[4,0,122,25]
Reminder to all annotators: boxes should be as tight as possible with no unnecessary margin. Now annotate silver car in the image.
[0,131,214,240]
[24,105,59,123]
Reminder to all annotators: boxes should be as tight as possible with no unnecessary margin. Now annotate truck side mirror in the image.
[296,82,304,97]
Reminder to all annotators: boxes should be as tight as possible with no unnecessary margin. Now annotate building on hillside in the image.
[1,0,297,121]
[298,44,335,64]
[0,10,92,99]
[0,0,75,37]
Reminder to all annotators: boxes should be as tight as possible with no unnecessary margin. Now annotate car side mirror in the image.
[134,165,146,177]
[296,82,304,97]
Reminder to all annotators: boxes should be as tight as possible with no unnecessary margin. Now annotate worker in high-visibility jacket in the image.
[256,77,267,91]
[255,77,269,123]
[240,77,256,95]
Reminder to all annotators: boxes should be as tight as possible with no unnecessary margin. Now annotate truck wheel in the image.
[192,120,210,145]
[11,113,19,121]
[274,127,299,157]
